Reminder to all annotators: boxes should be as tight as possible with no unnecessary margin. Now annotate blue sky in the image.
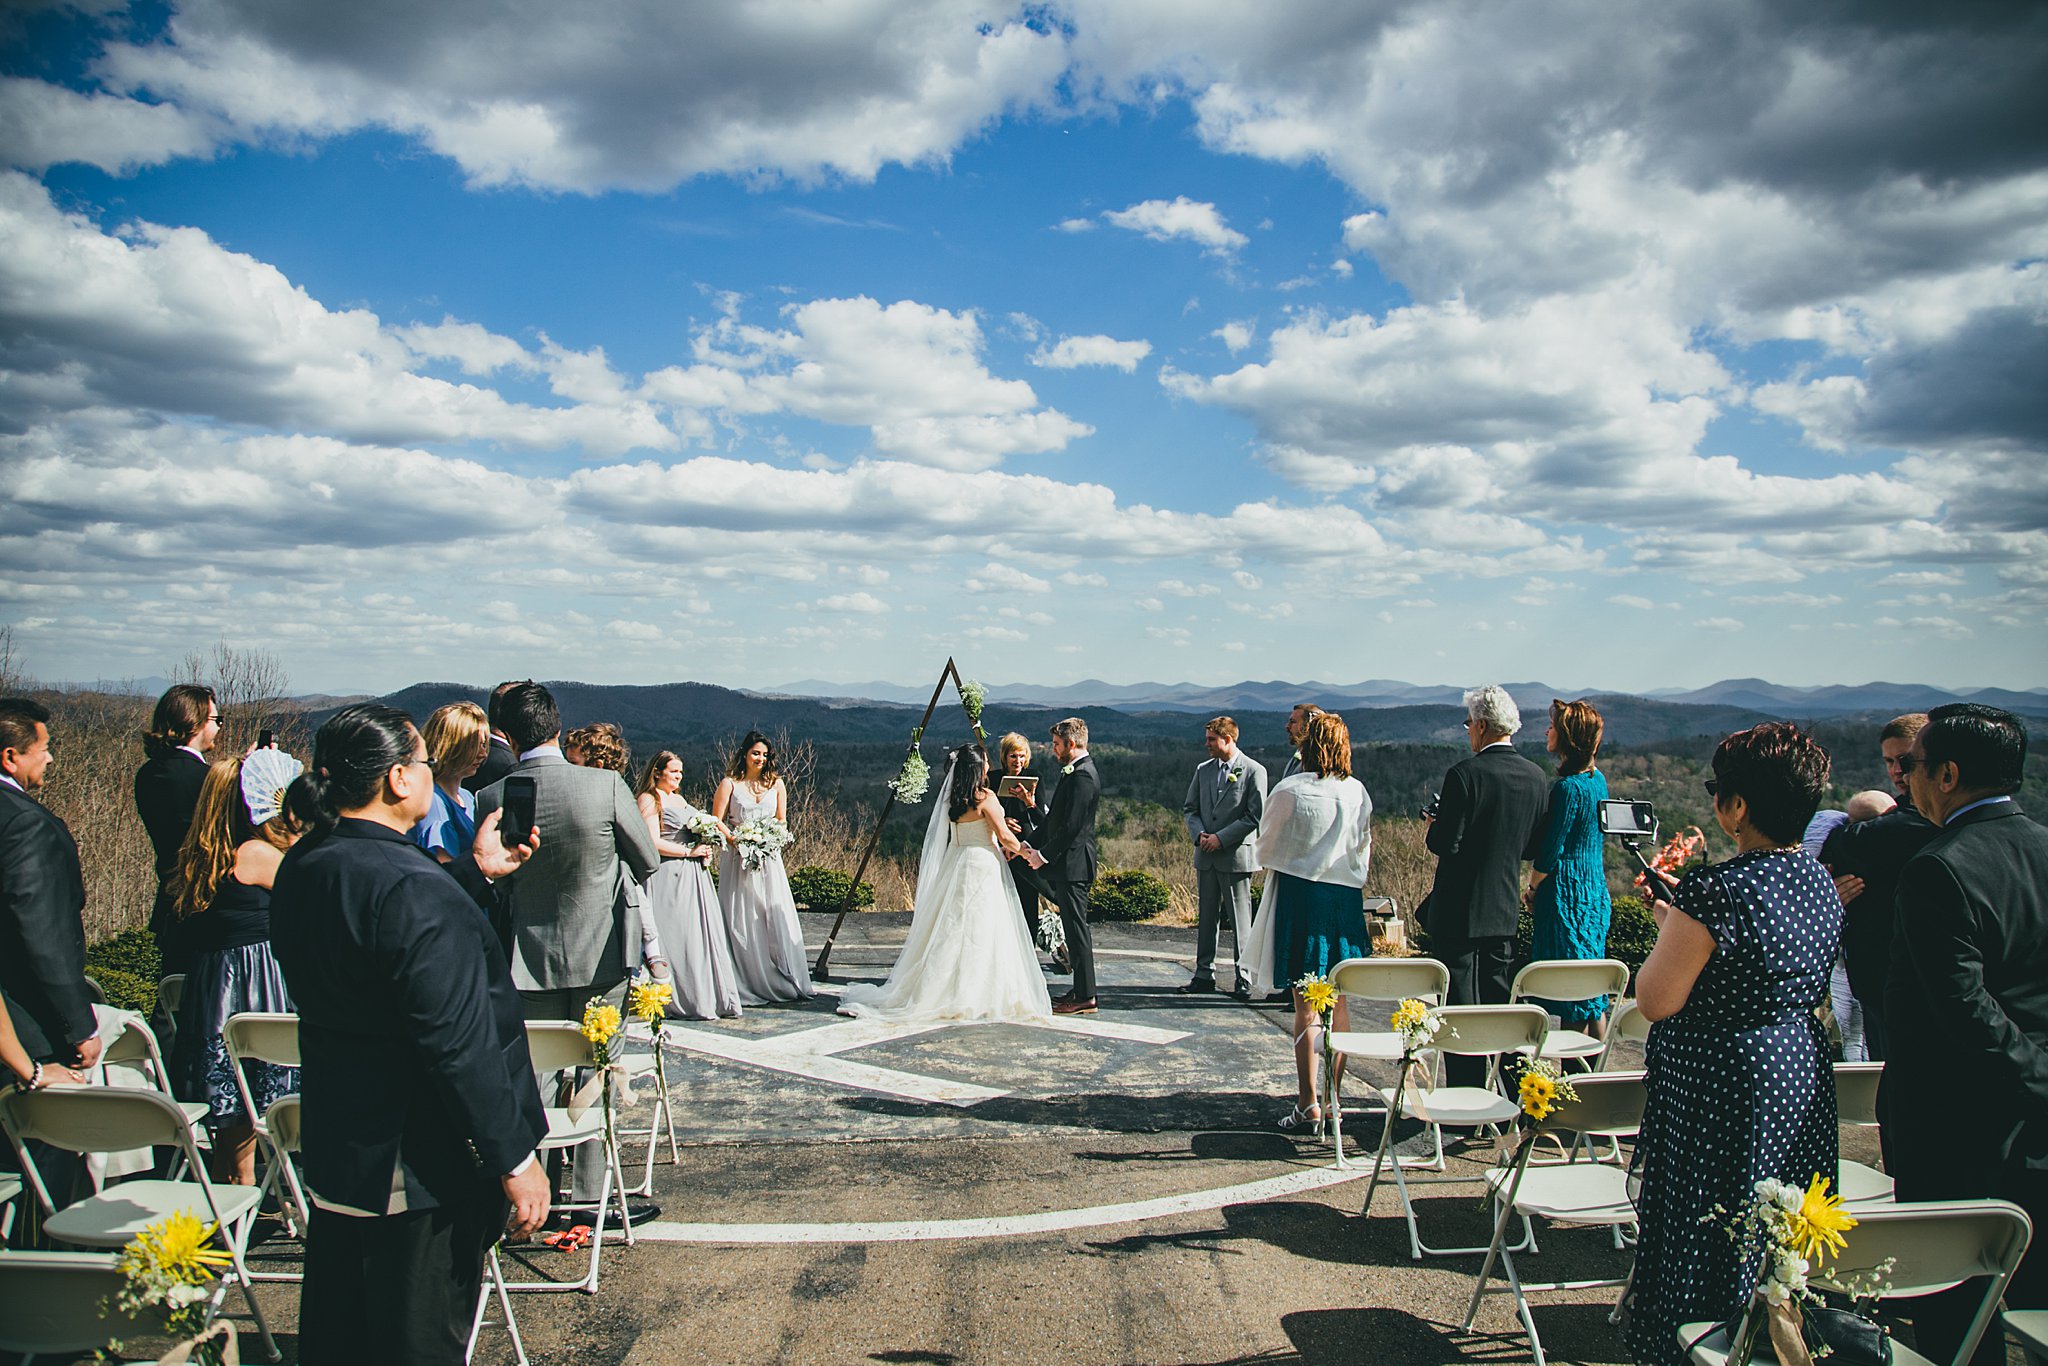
[1,0,2043,695]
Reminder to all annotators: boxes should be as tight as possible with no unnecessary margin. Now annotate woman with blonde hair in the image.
[167,748,304,1184]
[411,700,489,864]
[636,750,742,1019]
[1526,698,1614,1033]
[1245,711,1374,1132]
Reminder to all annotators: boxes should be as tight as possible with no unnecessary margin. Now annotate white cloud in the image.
[814,592,888,614]
[1212,321,1255,353]
[1102,196,1247,256]
[0,77,219,174]
[963,562,1051,594]
[1609,594,1654,610]
[1030,334,1153,371]
[1054,216,1094,233]
[1693,617,1744,632]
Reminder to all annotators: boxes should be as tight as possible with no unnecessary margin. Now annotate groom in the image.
[1023,717,1100,1017]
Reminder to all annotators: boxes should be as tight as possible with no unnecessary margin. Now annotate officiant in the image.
[995,733,1053,936]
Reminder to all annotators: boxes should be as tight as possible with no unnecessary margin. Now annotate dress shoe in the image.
[1052,997,1098,1016]
[1175,978,1217,994]
[1263,991,1292,1005]
[1232,983,1252,1001]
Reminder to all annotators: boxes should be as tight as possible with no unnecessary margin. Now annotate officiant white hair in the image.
[1463,684,1521,736]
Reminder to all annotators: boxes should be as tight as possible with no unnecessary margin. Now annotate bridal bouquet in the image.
[733,814,794,870]
[684,810,728,848]
[1707,1175,1865,1365]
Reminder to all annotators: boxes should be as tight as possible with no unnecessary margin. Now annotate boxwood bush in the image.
[85,929,162,1014]
[1088,868,1171,923]
[787,865,875,912]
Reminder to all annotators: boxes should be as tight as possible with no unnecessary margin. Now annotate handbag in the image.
[1801,1304,1891,1366]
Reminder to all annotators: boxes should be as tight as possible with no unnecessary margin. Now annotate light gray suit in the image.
[477,753,660,995]
[1182,752,1268,987]
[477,751,659,1201]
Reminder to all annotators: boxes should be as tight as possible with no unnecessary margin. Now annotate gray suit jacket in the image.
[1183,754,1268,873]
[476,754,660,992]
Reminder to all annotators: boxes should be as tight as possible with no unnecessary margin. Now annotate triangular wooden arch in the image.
[812,655,986,979]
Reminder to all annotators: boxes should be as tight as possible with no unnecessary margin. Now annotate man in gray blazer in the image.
[1182,716,1268,998]
[475,682,657,1205]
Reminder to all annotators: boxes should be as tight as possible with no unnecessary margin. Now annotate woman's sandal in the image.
[1278,1102,1324,1133]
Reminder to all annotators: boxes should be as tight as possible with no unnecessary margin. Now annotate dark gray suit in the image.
[1183,753,1267,986]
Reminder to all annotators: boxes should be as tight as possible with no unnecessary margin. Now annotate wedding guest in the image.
[1882,704,2048,1365]
[166,750,304,1186]
[1818,712,1939,1059]
[1525,699,1613,1036]
[995,732,1052,943]
[567,721,667,980]
[462,681,523,796]
[0,987,84,1093]
[1803,789,1895,1061]
[637,751,742,1020]
[1626,723,1840,1366]
[135,683,222,978]
[271,704,546,1363]
[711,731,814,1003]
[1248,712,1372,1130]
[1420,684,1548,1085]
[413,701,488,865]
[1021,718,1101,1016]
[1181,716,1267,997]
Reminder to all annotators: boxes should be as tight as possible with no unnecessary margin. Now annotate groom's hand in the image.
[1021,846,1046,870]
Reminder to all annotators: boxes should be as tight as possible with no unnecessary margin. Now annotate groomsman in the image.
[1023,718,1100,1016]
[463,679,523,796]
[1181,717,1267,998]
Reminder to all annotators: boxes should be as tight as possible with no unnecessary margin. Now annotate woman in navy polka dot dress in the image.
[1624,723,1842,1365]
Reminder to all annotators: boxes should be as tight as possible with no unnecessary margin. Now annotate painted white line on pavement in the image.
[631,1162,1367,1244]
[658,1024,1008,1106]
[1031,1013,1188,1045]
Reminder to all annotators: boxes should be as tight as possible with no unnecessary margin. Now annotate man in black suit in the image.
[462,679,523,796]
[1820,712,1939,1059]
[1023,717,1101,1016]
[1881,703,2048,1365]
[0,698,99,1074]
[1422,684,1549,1086]
[271,703,549,1364]
[133,683,221,979]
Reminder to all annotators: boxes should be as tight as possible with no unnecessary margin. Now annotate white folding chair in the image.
[1832,1060,1893,1207]
[0,1248,157,1364]
[467,1245,530,1366]
[1511,959,1631,1064]
[0,1171,20,1242]
[98,1010,209,1177]
[619,1035,679,1199]
[1683,1199,2033,1366]
[1592,999,1652,1073]
[1324,956,1452,1168]
[0,1085,280,1361]
[2003,1308,2048,1366]
[222,1012,309,1241]
[501,1021,635,1294]
[1463,1071,1649,1366]
[1360,1003,1549,1259]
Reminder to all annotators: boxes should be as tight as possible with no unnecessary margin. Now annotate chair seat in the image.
[178,1100,209,1126]
[623,1052,660,1079]
[1485,1163,1635,1225]
[44,1180,261,1248]
[1838,1159,1894,1205]
[1382,1085,1520,1127]
[0,1173,19,1205]
[2003,1309,2048,1357]
[1328,1030,1409,1062]
[1538,1030,1603,1059]
[540,1107,608,1148]
[1680,1318,1936,1366]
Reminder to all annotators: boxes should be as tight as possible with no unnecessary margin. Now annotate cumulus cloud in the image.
[1212,321,1255,353]
[1102,197,1247,255]
[1030,334,1153,371]
[813,591,887,614]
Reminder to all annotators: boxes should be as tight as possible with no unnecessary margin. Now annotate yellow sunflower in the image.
[121,1210,231,1285]
[1784,1172,1857,1264]
[1390,998,1432,1032]
[1518,1070,1558,1121]
[581,998,623,1047]
[628,979,673,1023]
[1298,977,1338,1016]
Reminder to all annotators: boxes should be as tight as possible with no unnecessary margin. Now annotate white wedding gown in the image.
[838,814,1053,1023]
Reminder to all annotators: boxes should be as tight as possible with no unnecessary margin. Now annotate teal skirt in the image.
[1270,871,1371,985]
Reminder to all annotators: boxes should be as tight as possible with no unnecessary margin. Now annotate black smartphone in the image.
[501,774,539,848]
[258,729,275,749]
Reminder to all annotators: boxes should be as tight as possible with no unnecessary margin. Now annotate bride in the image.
[838,743,1053,1024]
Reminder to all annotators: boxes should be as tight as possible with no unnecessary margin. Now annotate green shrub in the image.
[89,967,156,1016]
[86,928,162,985]
[1089,868,1171,923]
[787,865,875,912]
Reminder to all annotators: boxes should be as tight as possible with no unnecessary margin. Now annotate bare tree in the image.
[174,641,306,754]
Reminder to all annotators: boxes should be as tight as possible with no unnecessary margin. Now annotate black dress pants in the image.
[1052,876,1096,999]
[1437,932,1513,1088]
[301,1184,507,1366]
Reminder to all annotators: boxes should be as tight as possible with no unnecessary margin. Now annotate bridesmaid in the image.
[710,731,815,1003]
[636,751,742,1020]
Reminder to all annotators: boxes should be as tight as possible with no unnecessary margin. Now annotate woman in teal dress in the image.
[1527,698,1614,1033]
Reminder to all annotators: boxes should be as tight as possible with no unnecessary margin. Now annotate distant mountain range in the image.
[770,676,2048,718]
